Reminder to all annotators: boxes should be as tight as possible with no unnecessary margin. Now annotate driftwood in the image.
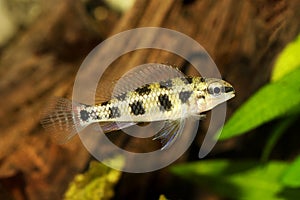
[0,0,299,199]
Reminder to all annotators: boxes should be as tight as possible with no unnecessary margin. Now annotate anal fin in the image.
[99,122,137,133]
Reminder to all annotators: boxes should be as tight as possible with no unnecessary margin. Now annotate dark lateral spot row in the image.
[158,94,172,111]
[181,77,193,84]
[179,91,193,103]
[89,111,101,120]
[130,101,146,115]
[101,101,109,106]
[109,106,121,118]
[135,84,151,96]
[80,109,89,121]
[197,95,205,99]
[116,93,126,101]
[159,79,172,89]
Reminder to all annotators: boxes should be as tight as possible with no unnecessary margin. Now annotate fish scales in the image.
[40,64,235,149]
[77,77,204,126]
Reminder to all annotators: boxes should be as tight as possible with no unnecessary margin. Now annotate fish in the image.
[40,64,235,150]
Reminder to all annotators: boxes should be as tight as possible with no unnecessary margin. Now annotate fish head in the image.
[196,78,235,112]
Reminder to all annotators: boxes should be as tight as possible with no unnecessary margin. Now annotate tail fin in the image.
[40,97,87,144]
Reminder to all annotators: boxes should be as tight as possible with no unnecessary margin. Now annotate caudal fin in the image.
[40,97,87,144]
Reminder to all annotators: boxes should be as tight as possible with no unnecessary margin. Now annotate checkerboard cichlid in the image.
[40,64,235,150]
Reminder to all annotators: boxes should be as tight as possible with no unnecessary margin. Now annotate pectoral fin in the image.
[153,119,185,150]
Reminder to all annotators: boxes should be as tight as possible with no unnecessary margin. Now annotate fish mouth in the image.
[225,86,235,93]
[228,93,235,99]
[224,84,235,101]
[223,93,235,102]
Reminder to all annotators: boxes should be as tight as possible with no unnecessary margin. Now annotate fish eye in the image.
[213,87,221,94]
[208,82,224,96]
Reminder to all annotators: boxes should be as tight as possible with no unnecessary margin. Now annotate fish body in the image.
[77,76,233,123]
[41,64,235,149]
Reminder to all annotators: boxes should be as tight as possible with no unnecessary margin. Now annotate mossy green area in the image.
[64,159,122,200]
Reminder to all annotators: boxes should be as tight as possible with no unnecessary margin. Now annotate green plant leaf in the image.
[281,156,300,188]
[261,116,298,162]
[171,160,300,200]
[218,66,300,140]
[64,158,123,200]
[271,35,300,82]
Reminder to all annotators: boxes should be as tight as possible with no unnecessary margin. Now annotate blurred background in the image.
[0,0,299,199]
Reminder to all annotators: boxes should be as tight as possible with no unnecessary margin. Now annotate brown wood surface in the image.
[0,0,299,199]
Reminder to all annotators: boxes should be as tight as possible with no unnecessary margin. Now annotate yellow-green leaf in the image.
[218,66,300,140]
[271,34,300,81]
[281,156,300,188]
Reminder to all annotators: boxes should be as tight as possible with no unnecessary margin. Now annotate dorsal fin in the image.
[112,63,185,97]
